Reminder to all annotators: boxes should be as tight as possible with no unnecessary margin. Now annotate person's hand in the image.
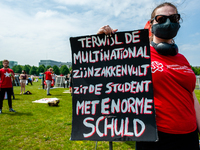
[11,73,15,80]
[97,25,118,35]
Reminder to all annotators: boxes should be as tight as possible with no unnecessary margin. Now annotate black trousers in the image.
[0,88,13,109]
[136,129,199,150]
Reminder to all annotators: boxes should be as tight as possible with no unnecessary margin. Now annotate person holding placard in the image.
[97,2,200,150]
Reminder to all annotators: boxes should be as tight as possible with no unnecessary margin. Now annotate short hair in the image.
[3,60,9,64]
[49,68,53,71]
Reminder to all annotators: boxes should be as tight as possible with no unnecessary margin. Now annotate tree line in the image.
[191,66,200,75]
[0,62,71,75]
[0,61,199,76]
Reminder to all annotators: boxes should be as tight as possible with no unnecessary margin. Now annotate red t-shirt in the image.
[0,68,14,88]
[151,46,197,134]
[44,71,52,81]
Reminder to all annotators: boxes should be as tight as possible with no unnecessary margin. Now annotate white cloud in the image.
[55,6,69,10]
[0,0,199,66]
[180,43,200,52]
[53,0,98,5]
[179,43,200,66]
[35,10,59,19]
[190,32,200,37]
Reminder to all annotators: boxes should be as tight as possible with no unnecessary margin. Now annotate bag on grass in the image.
[24,91,32,95]
[48,99,60,106]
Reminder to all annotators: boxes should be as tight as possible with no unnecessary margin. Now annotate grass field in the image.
[0,80,138,150]
[1,81,200,150]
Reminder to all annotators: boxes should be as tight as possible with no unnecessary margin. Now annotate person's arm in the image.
[0,71,1,91]
[97,25,118,35]
[193,91,200,133]
[43,72,46,80]
[19,74,21,80]
[11,71,15,80]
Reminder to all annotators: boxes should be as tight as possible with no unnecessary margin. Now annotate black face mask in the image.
[151,18,180,39]
[151,41,178,56]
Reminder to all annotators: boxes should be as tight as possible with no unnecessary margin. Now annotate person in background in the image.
[27,76,33,85]
[69,70,73,93]
[19,70,28,94]
[0,60,16,114]
[34,77,38,82]
[44,68,53,96]
[52,71,56,83]
[31,75,34,82]
[65,75,69,88]
[97,2,200,150]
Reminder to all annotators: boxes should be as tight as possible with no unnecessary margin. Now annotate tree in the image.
[41,64,45,68]
[196,67,200,75]
[191,66,200,75]
[12,65,22,73]
[23,65,31,74]
[0,61,3,69]
[12,65,17,72]
[69,66,72,71]
[53,65,60,75]
[37,65,45,74]
[60,65,69,75]
[17,65,22,73]
[29,66,38,75]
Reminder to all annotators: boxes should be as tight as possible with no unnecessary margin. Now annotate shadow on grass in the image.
[47,94,64,96]
[3,112,33,116]
[64,122,72,126]
[12,98,21,100]
[124,141,136,149]
[47,105,60,107]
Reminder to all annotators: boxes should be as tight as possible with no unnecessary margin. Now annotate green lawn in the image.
[1,81,200,150]
[0,80,136,150]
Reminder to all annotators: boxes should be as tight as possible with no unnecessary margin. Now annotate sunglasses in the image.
[151,14,180,24]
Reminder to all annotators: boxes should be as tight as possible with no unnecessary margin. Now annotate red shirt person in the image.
[0,60,16,114]
[44,68,53,95]
[96,3,200,149]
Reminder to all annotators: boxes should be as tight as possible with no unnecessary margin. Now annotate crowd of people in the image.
[0,60,72,114]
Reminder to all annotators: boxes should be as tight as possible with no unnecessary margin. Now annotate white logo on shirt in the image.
[166,65,194,74]
[151,61,163,73]
[4,72,10,77]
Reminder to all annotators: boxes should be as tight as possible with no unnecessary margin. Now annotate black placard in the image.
[70,29,157,141]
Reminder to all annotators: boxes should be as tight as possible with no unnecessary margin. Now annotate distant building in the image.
[39,60,60,67]
[9,61,18,68]
[39,60,72,68]
[60,62,72,68]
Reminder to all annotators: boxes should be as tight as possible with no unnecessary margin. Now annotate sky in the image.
[0,0,200,67]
